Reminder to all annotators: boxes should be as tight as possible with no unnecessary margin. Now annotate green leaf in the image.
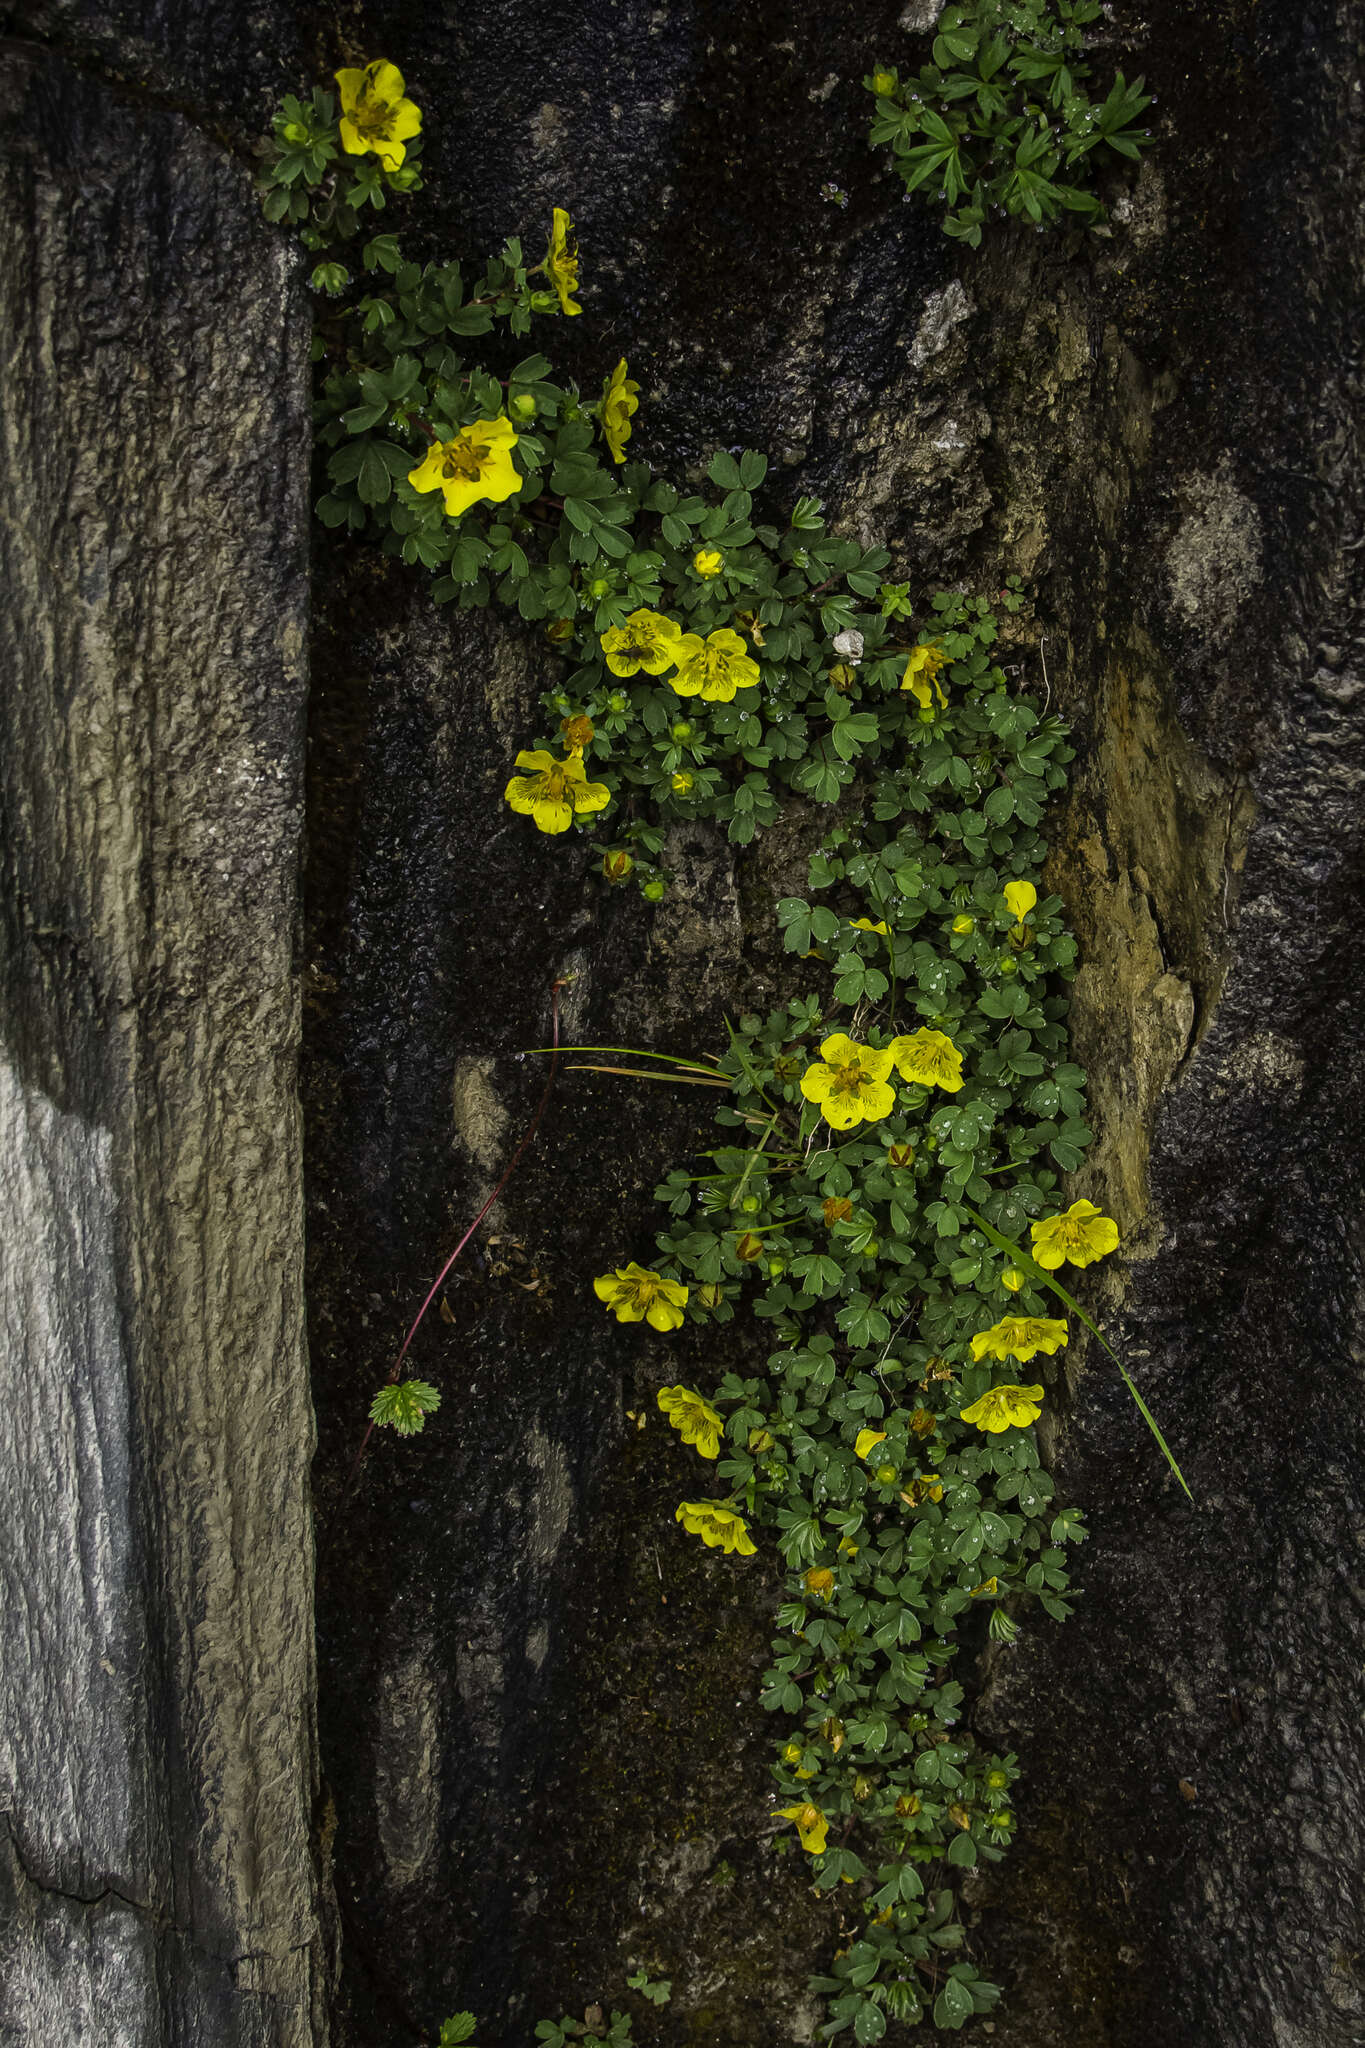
[369,1380,441,1436]
[853,2000,887,2043]
[707,450,744,490]
[438,2018,478,2047]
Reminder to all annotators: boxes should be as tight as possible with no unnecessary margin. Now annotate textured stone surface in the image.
[300,4,1365,2044]
[3,2,1363,2046]
[0,45,321,2047]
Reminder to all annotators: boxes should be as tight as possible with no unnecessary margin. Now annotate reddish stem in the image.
[345,978,568,1490]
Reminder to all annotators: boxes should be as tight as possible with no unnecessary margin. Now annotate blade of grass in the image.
[963,1205,1193,1503]
[564,1061,731,1086]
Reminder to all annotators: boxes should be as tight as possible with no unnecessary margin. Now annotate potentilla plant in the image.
[261,50,1173,2042]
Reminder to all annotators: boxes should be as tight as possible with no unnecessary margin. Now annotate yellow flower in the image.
[854,1428,887,1461]
[504,749,610,834]
[782,1741,817,1779]
[594,1262,689,1330]
[970,1317,1069,1364]
[777,1803,829,1855]
[600,609,683,677]
[900,641,949,710]
[891,1027,964,1093]
[804,1567,835,1600]
[545,206,581,316]
[693,548,724,577]
[657,1385,723,1458]
[669,627,760,702]
[799,1033,897,1131]
[675,1501,757,1554]
[851,917,889,935]
[1030,1199,1120,1271]
[560,713,594,752]
[870,67,898,96]
[599,356,638,463]
[1003,880,1038,920]
[959,1383,1046,1433]
[408,417,521,519]
[334,60,422,170]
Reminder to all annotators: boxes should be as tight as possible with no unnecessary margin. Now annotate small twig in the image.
[1038,635,1051,715]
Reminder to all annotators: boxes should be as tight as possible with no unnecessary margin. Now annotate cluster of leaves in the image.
[643,639,1090,2036]
[265,65,1101,2045]
[259,84,423,243]
[867,0,1152,244]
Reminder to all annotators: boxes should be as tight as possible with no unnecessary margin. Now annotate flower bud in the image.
[735,1231,764,1261]
[886,1141,916,1168]
[821,1716,846,1753]
[870,67,898,95]
[909,1407,936,1438]
[510,392,537,420]
[699,1282,724,1309]
[947,1803,972,1831]
[670,720,693,741]
[895,1792,921,1818]
[853,1774,873,1803]
[560,713,594,750]
[804,1567,835,1599]
[823,1196,853,1226]
[642,878,666,902]
[999,956,1019,976]
[671,770,694,794]
[952,914,975,936]
[827,662,856,692]
[601,848,634,883]
[748,1426,775,1452]
[875,1463,898,1485]
[588,577,611,599]
[1001,1266,1026,1293]
[545,615,575,645]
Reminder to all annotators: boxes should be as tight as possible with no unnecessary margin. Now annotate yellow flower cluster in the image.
[900,640,948,712]
[1031,1198,1119,1269]
[503,749,609,834]
[777,1802,829,1854]
[544,206,581,316]
[971,1316,1069,1363]
[409,417,521,519]
[657,1384,723,1458]
[959,1384,1046,1433]
[798,1027,966,1130]
[599,356,638,463]
[593,1262,688,1330]
[675,1501,756,1554]
[598,610,759,702]
[334,60,422,170]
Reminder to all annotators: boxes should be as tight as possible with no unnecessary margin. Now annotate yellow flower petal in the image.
[1003,880,1038,920]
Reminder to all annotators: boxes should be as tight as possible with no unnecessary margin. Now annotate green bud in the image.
[642,878,666,902]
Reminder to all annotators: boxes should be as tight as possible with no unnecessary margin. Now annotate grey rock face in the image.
[0,46,320,2048]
